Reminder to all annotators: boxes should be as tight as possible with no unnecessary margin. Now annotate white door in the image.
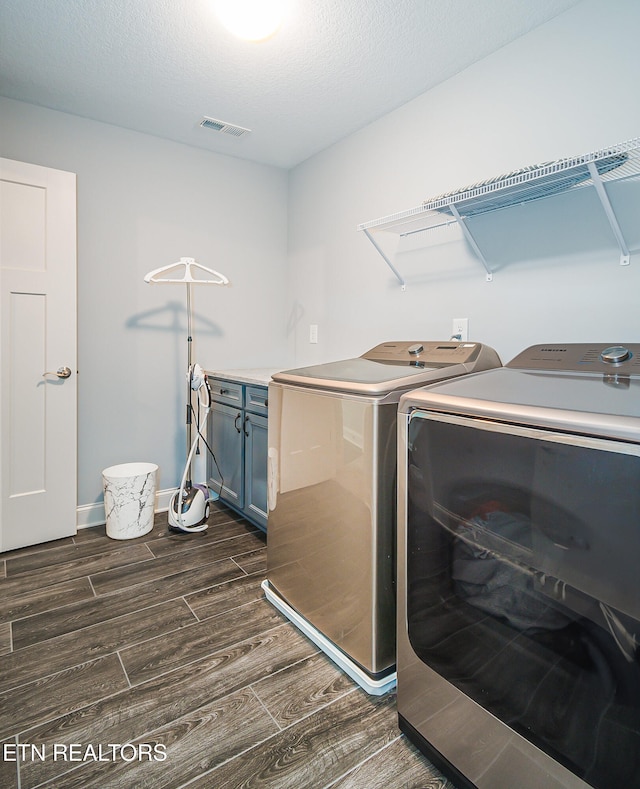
[0,158,77,551]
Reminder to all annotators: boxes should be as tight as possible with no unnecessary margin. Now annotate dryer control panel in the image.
[508,343,640,375]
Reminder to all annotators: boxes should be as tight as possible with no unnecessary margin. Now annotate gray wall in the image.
[287,0,640,367]
[0,98,289,509]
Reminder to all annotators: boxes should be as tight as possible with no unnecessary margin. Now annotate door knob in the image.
[42,366,72,379]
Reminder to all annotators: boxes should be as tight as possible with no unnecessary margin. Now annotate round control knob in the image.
[408,343,424,355]
[600,345,631,364]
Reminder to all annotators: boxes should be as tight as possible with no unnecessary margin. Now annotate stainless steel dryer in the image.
[263,340,501,694]
[397,343,640,789]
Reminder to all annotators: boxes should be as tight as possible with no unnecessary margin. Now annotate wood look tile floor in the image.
[0,503,456,789]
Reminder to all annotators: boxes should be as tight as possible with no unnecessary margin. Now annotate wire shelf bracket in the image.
[448,204,493,282]
[586,161,630,266]
[362,228,406,290]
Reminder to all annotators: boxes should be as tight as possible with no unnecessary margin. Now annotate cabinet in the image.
[359,136,640,286]
[207,377,269,531]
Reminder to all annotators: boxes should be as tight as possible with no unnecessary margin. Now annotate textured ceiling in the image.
[0,0,581,169]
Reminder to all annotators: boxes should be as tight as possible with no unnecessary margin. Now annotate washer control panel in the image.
[363,341,482,365]
[508,343,640,375]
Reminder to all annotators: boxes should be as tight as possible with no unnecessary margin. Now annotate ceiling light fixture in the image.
[214,0,289,42]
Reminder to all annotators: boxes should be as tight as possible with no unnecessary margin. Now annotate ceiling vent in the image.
[200,116,251,137]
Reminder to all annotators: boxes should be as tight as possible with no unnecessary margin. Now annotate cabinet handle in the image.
[234,413,242,433]
[220,387,229,396]
[243,415,250,437]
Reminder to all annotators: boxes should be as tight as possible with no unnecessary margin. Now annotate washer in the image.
[263,340,501,694]
[397,343,640,789]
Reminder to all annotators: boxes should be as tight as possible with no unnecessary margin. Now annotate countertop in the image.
[206,367,285,387]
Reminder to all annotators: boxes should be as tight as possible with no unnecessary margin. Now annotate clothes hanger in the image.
[144,257,230,285]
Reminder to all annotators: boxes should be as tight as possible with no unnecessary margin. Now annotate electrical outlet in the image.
[309,324,318,344]
[452,318,469,341]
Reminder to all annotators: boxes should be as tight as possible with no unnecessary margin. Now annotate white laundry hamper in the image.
[102,462,158,539]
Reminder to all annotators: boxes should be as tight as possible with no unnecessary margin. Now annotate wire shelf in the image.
[358,137,640,284]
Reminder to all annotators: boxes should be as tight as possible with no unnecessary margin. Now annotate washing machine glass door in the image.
[406,411,640,789]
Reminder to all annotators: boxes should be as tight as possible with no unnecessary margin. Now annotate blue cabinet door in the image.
[208,400,243,509]
[244,412,268,531]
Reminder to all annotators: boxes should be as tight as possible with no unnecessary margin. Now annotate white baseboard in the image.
[76,488,175,530]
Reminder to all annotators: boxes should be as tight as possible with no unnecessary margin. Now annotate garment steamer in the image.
[144,258,229,533]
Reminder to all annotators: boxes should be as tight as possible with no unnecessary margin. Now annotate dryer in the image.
[263,341,501,694]
[397,343,640,789]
